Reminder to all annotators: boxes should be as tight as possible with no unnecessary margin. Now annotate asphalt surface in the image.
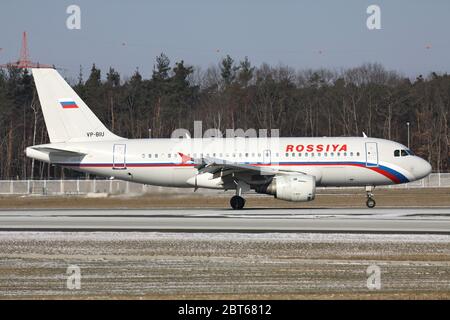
[0,208,449,233]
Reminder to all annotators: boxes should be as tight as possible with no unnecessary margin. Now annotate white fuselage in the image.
[26,137,432,189]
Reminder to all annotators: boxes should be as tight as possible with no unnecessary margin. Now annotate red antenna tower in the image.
[18,31,31,68]
[0,31,53,69]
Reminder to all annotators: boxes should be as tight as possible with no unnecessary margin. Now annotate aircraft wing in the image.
[198,157,278,176]
[179,153,301,178]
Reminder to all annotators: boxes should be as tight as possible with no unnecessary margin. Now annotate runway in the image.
[1,208,450,298]
[0,207,450,233]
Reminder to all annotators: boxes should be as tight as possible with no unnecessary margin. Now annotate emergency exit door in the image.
[365,142,378,167]
[113,144,127,169]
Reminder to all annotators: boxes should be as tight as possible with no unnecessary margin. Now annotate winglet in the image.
[362,132,368,138]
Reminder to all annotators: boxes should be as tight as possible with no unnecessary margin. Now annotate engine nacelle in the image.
[186,172,224,189]
[256,174,316,202]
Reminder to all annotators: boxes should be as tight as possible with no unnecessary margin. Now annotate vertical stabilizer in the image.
[32,68,122,143]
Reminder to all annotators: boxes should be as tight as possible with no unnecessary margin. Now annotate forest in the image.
[0,53,448,179]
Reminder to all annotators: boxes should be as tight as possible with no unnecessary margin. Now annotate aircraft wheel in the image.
[230,196,246,210]
[366,198,376,208]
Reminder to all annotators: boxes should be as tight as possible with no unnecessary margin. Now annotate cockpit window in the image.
[395,149,413,157]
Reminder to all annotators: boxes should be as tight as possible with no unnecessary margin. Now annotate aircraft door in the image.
[365,142,378,167]
[113,144,127,169]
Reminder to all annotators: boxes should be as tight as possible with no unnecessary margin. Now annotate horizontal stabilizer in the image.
[28,146,86,157]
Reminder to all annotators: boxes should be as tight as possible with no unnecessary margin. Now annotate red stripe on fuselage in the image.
[365,166,401,184]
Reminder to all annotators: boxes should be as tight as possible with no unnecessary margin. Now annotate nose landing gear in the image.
[366,197,376,208]
[365,186,376,208]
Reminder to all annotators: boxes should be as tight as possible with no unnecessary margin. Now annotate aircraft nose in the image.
[413,158,432,180]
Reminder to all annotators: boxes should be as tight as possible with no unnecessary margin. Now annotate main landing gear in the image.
[230,180,249,210]
[365,186,376,208]
[230,195,246,210]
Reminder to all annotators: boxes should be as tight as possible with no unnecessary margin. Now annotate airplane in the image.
[26,68,432,209]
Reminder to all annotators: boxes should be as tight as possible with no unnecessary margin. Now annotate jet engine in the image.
[255,174,316,202]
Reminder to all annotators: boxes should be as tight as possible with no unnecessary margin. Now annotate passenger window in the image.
[285,153,289,157]
[356,152,360,156]
[350,152,353,157]
[155,154,158,158]
[168,154,171,158]
[324,153,327,157]
[305,153,308,157]
[292,153,295,157]
[298,153,302,157]
[394,150,400,157]
[317,153,321,157]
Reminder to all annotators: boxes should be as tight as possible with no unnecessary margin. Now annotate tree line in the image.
[0,54,448,179]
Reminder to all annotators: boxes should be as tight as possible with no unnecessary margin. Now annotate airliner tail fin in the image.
[32,68,122,143]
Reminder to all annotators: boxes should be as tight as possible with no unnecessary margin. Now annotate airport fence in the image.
[0,173,449,196]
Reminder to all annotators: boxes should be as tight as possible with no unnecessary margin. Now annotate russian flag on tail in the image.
[59,99,79,109]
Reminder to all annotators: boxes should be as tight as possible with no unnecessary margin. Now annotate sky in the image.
[1,0,449,81]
